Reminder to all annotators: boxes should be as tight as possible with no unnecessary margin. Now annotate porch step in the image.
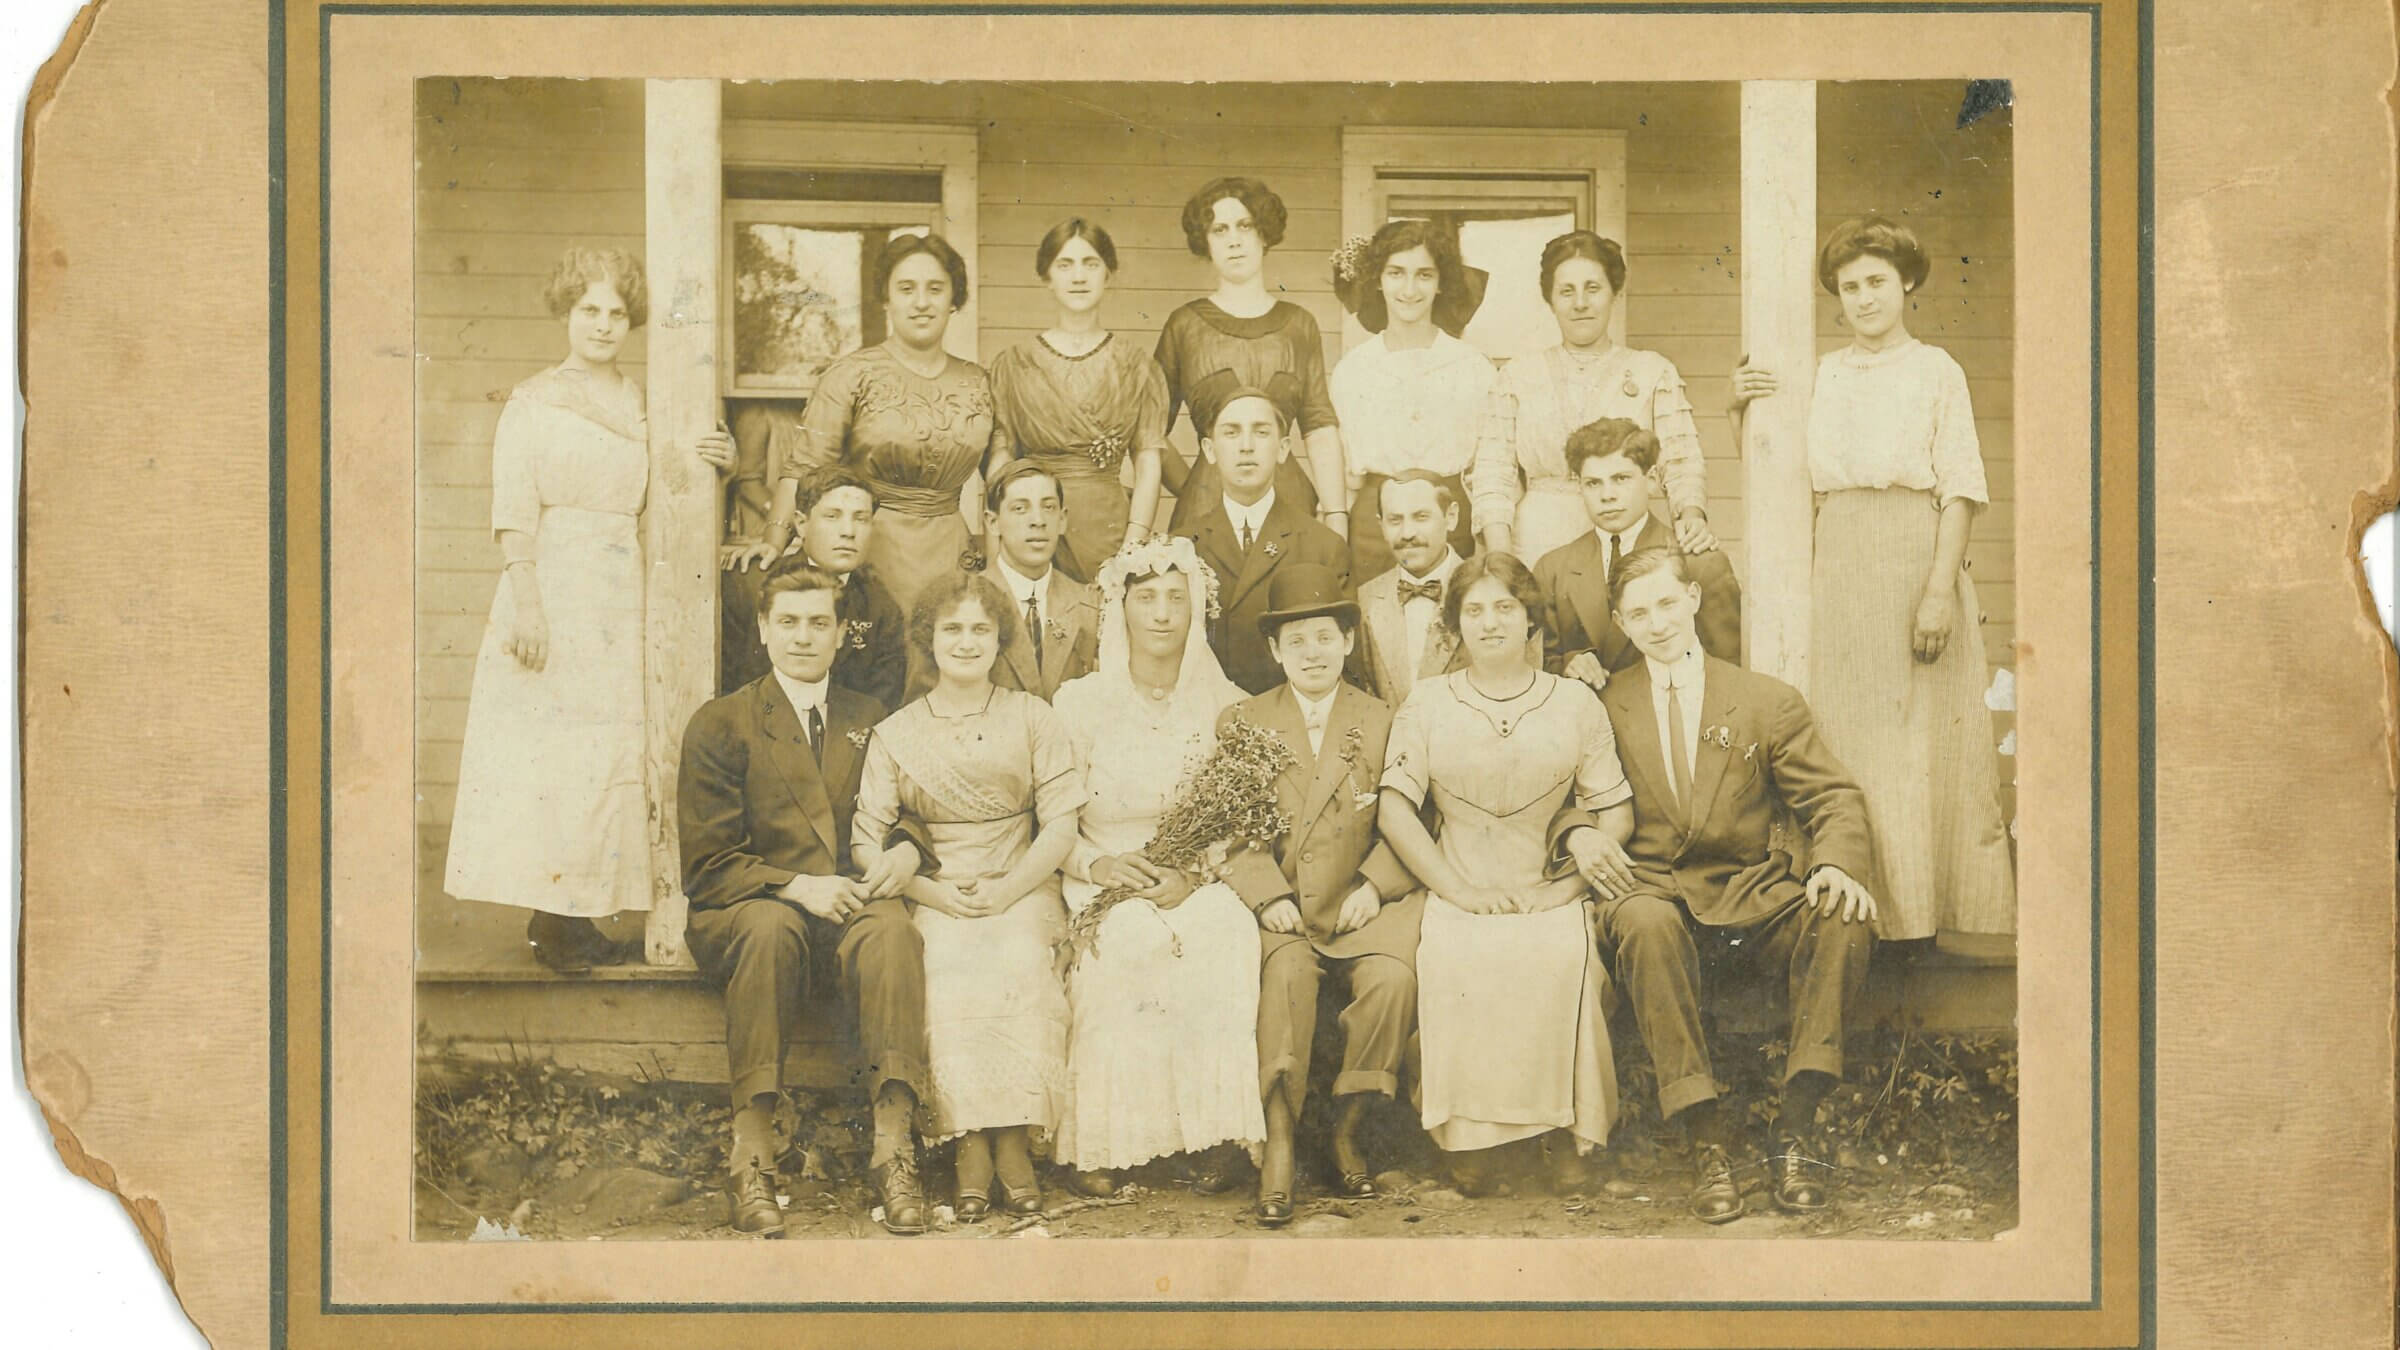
[417,935,2016,1087]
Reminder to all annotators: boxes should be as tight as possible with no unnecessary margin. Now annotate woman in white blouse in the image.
[1471,231,1716,568]
[1328,219,1493,579]
[1731,216,2015,940]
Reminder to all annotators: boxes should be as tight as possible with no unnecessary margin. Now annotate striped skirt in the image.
[1809,488,2016,939]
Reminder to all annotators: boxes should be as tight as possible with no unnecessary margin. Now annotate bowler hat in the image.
[1256,563,1359,637]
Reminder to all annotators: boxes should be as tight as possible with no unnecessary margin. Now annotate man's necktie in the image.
[1239,519,1255,553]
[1398,577,1443,606]
[1024,593,1044,674]
[805,705,826,765]
[1663,672,1690,818]
[1303,708,1327,755]
[1607,532,1625,582]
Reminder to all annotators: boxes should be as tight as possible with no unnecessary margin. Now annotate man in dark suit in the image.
[1177,387,1352,694]
[1557,547,1878,1225]
[1532,418,1740,686]
[1217,565,1420,1227]
[720,465,908,708]
[980,460,1101,701]
[679,561,934,1238]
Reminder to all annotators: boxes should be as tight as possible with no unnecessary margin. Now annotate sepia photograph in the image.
[410,73,2025,1251]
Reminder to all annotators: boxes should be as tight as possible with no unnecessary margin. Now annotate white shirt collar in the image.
[1289,681,1339,723]
[772,669,831,717]
[995,554,1050,606]
[1224,488,1277,537]
[1599,519,1650,561]
[1642,643,1706,690]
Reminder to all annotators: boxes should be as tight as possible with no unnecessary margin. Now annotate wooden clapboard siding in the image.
[414,77,647,927]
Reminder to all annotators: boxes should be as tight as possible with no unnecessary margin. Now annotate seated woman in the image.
[852,574,1083,1220]
[1051,536,1267,1194]
[1376,552,1630,1193]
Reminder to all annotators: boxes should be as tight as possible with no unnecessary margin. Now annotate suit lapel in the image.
[1038,570,1080,687]
[1682,660,1742,843]
[1362,576,1408,697]
[1225,498,1297,614]
[1419,621,1460,681]
[1288,686,1355,832]
[757,679,838,856]
[1190,508,1246,591]
[1252,686,1318,801]
[1603,665,1679,831]
[985,566,1042,692]
[1562,533,1615,656]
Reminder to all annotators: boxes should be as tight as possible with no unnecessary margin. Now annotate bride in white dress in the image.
[1051,535,1267,1191]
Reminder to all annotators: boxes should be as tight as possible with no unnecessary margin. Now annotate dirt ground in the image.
[416,1115,2016,1245]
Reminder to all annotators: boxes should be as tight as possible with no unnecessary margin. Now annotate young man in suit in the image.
[1178,387,1353,694]
[1352,469,1467,703]
[678,562,937,1238]
[1218,565,1419,1227]
[720,466,909,709]
[979,459,1100,701]
[1557,547,1878,1224]
[1533,418,1741,687]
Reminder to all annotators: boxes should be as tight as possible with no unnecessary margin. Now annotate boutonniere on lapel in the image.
[1742,741,1761,765]
[1339,726,1377,810]
[846,619,872,650]
[1044,618,1069,643]
[846,727,871,749]
[1262,540,1281,560]
[1701,725,1736,751]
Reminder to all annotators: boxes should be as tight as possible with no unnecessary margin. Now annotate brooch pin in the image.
[847,620,872,650]
[1045,618,1069,643]
[1702,725,1735,750]
[957,547,987,574]
[1742,742,1761,765]
[846,727,870,748]
[1262,540,1282,560]
[1621,376,1641,399]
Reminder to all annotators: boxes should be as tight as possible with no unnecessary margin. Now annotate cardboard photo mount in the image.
[16,2,2396,1347]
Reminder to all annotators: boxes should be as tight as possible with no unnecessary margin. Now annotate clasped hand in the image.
[1092,852,1194,909]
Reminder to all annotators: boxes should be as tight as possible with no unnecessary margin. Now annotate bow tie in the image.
[1398,577,1444,606]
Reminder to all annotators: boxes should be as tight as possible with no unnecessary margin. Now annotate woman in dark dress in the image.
[986,218,1171,578]
[1155,177,1349,537]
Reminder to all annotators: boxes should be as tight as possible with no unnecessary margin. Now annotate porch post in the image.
[1738,81,1818,692]
[640,78,723,967]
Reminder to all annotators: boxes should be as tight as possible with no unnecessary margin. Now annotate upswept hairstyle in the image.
[794,464,879,517]
[1537,230,1628,298]
[542,246,649,329]
[1563,417,1662,477]
[874,232,971,310]
[1816,215,1931,294]
[906,571,1020,672]
[1180,176,1289,257]
[1606,545,1695,615]
[1339,218,1476,336]
[1440,551,1552,648]
[1035,217,1120,276]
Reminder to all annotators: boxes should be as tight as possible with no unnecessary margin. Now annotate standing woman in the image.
[986,218,1170,579]
[1376,553,1626,1194]
[1154,177,1349,538]
[760,232,1001,615]
[852,573,1082,1220]
[1473,231,1714,567]
[1328,218,1494,579]
[1730,217,2015,940]
[445,246,734,973]
[1050,537,1267,1194]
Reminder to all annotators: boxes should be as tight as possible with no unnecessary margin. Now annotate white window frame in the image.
[1339,127,1629,357]
[720,118,981,360]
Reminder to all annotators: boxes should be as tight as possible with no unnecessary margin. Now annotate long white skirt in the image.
[1055,883,1267,1170]
[916,886,1072,1143]
[1415,894,1616,1153]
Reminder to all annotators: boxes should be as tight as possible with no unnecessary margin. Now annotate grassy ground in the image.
[416,1026,2018,1243]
